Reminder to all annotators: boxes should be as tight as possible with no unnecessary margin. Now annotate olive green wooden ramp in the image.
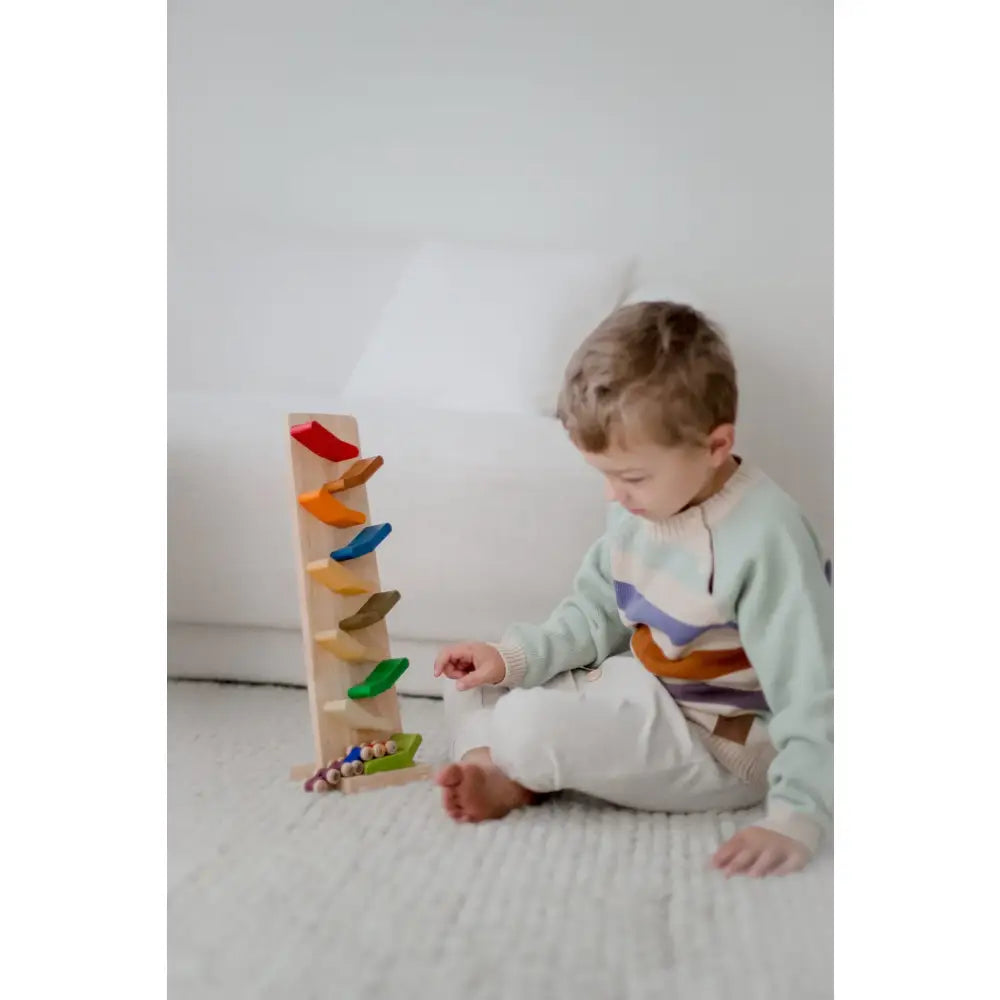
[338,590,401,631]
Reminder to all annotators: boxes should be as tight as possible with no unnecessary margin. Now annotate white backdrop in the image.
[169,0,831,547]
[169,0,832,663]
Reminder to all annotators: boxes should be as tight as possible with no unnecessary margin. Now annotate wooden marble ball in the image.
[359,741,388,761]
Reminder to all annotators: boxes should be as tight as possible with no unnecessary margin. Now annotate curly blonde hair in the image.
[556,301,737,452]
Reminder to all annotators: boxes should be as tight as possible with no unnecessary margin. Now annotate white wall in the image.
[170,0,831,541]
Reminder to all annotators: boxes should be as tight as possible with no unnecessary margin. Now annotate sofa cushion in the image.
[169,390,606,646]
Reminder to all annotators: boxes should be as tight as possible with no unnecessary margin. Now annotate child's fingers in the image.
[722,848,758,877]
[434,647,472,677]
[455,668,490,692]
[747,848,783,878]
[433,649,455,676]
[711,836,745,868]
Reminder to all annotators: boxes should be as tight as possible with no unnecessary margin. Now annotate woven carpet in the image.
[168,681,832,999]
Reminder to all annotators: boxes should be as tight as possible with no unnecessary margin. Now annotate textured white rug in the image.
[169,681,832,1000]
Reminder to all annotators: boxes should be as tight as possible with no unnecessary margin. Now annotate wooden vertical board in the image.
[287,413,402,770]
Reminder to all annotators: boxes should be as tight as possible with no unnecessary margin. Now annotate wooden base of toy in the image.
[290,758,429,784]
[340,763,433,794]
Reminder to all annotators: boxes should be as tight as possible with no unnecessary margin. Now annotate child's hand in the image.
[711,826,810,878]
[434,642,506,691]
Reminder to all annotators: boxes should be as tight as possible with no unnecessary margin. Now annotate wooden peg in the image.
[330,523,392,561]
[322,698,395,733]
[306,559,374,596]
[314,629,383,662]
[290,421,360,462]
[338,591,401,631]
[297,489,366,527]
[347,658,410,699]
[328,456,384,493]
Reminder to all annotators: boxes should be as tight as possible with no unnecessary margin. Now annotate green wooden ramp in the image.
[347,657,410,699]
[364,733,422,775]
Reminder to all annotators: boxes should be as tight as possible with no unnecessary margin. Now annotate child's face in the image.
[579,427,734,521]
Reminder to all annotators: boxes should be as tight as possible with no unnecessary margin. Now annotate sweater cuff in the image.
[755,801,823,855]
[489,642,529,687]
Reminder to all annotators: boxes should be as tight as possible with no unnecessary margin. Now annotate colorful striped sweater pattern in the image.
[495,463,833,852]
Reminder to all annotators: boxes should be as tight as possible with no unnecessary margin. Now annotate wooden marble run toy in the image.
[287,414,431,794]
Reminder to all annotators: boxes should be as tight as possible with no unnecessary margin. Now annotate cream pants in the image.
[444,653,765,813]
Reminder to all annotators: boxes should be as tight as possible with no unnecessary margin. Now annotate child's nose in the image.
[606,480,630,506]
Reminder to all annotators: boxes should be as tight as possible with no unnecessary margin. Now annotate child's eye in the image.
[621,476,647,485]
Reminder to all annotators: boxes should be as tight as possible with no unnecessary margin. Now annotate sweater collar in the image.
[643,459,762,541]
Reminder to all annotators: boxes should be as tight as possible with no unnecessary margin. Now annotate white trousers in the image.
[444,653,766,813]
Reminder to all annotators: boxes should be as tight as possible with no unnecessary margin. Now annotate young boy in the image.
[433,301,832,878]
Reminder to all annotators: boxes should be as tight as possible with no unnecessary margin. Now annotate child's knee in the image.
[491,688,543,743]
[443,678,502,717]
[489,689,578,791]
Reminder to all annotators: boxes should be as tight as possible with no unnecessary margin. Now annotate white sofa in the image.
[168,234,832,696]
[168,238,624,695]
[168,390,610,695]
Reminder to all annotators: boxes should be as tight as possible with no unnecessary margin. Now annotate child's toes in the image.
[440,781,464,821]
[436,763,464,788]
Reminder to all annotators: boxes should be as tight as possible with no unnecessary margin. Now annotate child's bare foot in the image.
[436,755,535,822]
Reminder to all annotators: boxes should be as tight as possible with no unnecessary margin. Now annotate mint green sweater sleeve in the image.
[727,510,834,850]
[494,509,632,688]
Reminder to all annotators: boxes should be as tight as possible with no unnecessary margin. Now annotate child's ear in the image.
[706,424,735,466]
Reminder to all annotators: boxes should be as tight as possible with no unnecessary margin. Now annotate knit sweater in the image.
[494,462,833,852]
